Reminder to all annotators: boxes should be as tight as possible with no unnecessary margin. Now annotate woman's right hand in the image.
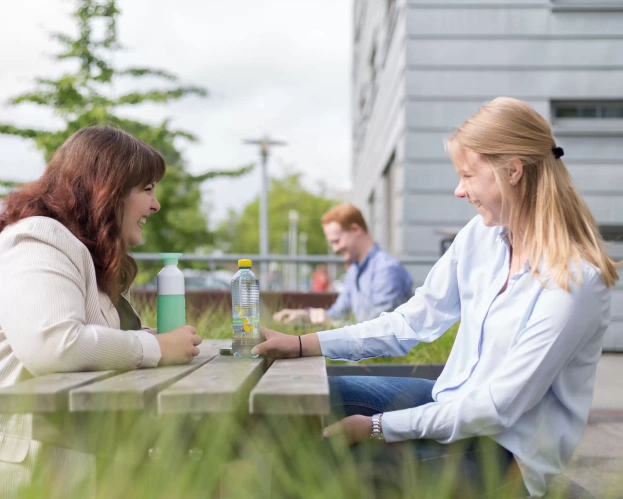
[155,326,202,366]
[251,327,322,358]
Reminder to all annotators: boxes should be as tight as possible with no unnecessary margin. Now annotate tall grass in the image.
[17,409,539,499]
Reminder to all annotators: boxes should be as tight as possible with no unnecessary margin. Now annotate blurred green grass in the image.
[16,413,538,499]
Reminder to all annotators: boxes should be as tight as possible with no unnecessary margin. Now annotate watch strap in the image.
[371,413,384,441]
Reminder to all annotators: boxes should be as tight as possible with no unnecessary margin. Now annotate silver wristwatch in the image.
[371,413,385,441]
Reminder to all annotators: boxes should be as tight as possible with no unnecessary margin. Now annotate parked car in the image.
[140,269,233,292]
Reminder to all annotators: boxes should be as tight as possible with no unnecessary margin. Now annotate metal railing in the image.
[131,253,438,265]
[132,253,440,292]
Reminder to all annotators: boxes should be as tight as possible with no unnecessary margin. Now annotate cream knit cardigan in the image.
[0,216,160,495]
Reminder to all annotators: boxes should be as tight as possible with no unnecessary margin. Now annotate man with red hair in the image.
[274,204,413,326]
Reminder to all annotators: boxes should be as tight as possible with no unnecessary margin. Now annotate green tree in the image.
[0,0,253,253]
[0,180,21,199]
[216,172,337,255]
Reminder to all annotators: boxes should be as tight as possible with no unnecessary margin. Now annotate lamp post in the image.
[243,135,287,288]
[288,209,299,290]
[299,232,308,291]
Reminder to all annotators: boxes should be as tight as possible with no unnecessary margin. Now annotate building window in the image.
[354,0,365,42]
[369,42,377,93]
[552,101,623,120]
[383,151,396,254]
[385,0,398,58]
[551,0,623,11]
[600,225,623,242]
[368,191,376,239]
[354,17,362,43]
[552,0,623,3]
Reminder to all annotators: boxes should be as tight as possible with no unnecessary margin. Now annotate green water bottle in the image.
[157,253,186,334]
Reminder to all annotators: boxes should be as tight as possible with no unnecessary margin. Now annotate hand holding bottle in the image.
[156,326,202,365]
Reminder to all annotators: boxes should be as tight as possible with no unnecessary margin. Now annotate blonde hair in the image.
[321,204,368,233]
[447,97,619,290]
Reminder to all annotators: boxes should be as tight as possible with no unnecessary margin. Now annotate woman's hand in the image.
[251,327,323,358]
[322,415,374,446]
[156,326,202,366]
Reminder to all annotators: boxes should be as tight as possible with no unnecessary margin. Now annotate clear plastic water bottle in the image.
[231,259,260,358]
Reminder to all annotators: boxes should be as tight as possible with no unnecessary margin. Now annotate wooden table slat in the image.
[249,357,330,416]
[0,371,116,413]
[69,339,231,412]
[158,356,268,414]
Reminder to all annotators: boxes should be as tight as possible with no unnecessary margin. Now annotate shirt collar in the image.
[496,226,510,246]
[356,243,380,270]
[497,227,533,273]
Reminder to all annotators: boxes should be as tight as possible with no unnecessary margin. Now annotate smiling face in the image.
[322,221,364,264]
[121,182,161,247]
[453,148,506,227]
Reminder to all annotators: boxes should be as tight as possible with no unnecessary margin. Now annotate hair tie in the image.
[552,146,564,159]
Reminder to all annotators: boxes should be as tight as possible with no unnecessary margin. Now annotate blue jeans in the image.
[329,376,529,498]
[329,375,436,416]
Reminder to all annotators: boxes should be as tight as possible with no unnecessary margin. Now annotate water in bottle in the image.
[157,253,186,334]
[231,259,260,358]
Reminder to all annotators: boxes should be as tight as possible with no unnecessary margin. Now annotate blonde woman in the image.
[255,98,619,497]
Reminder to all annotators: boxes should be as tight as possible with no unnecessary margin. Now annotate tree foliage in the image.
[215,172,337,255]
[0,0,253,253]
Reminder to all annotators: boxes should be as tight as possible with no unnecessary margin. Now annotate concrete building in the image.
[351,0,623,350]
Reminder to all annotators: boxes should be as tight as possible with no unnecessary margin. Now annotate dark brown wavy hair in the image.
[0,126,166,304]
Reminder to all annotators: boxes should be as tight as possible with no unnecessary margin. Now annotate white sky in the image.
[0,0,352,226]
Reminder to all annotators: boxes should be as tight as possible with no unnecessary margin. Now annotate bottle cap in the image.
[238,259,252,268]
[159,253,183,265]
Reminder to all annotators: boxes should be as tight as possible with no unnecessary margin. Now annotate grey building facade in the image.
[352,0,623,350]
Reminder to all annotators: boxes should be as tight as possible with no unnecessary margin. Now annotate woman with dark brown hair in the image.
[0,126,201,496]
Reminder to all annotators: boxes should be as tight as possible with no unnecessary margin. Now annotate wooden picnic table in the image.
[0,339,330,459]
[0,342,596,498]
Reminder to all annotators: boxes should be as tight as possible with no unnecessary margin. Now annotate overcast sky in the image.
[0,0,352,226]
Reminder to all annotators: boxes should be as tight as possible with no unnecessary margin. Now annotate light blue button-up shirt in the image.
[318,216,610,497]
[325,244,413,323]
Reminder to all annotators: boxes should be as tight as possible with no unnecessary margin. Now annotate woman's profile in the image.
[254,98,619,497]
[0,126,201,496]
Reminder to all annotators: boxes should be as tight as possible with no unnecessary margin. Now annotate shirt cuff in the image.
[381,408,422,443]
[131,330,162,368]
[316,328,347,359]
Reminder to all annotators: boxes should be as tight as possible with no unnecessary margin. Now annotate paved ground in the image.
[565,354,623,498]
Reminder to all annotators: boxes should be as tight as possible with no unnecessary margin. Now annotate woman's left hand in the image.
[322,415,374,445]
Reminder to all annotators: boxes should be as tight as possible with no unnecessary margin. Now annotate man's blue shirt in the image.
[326,244,413,323]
